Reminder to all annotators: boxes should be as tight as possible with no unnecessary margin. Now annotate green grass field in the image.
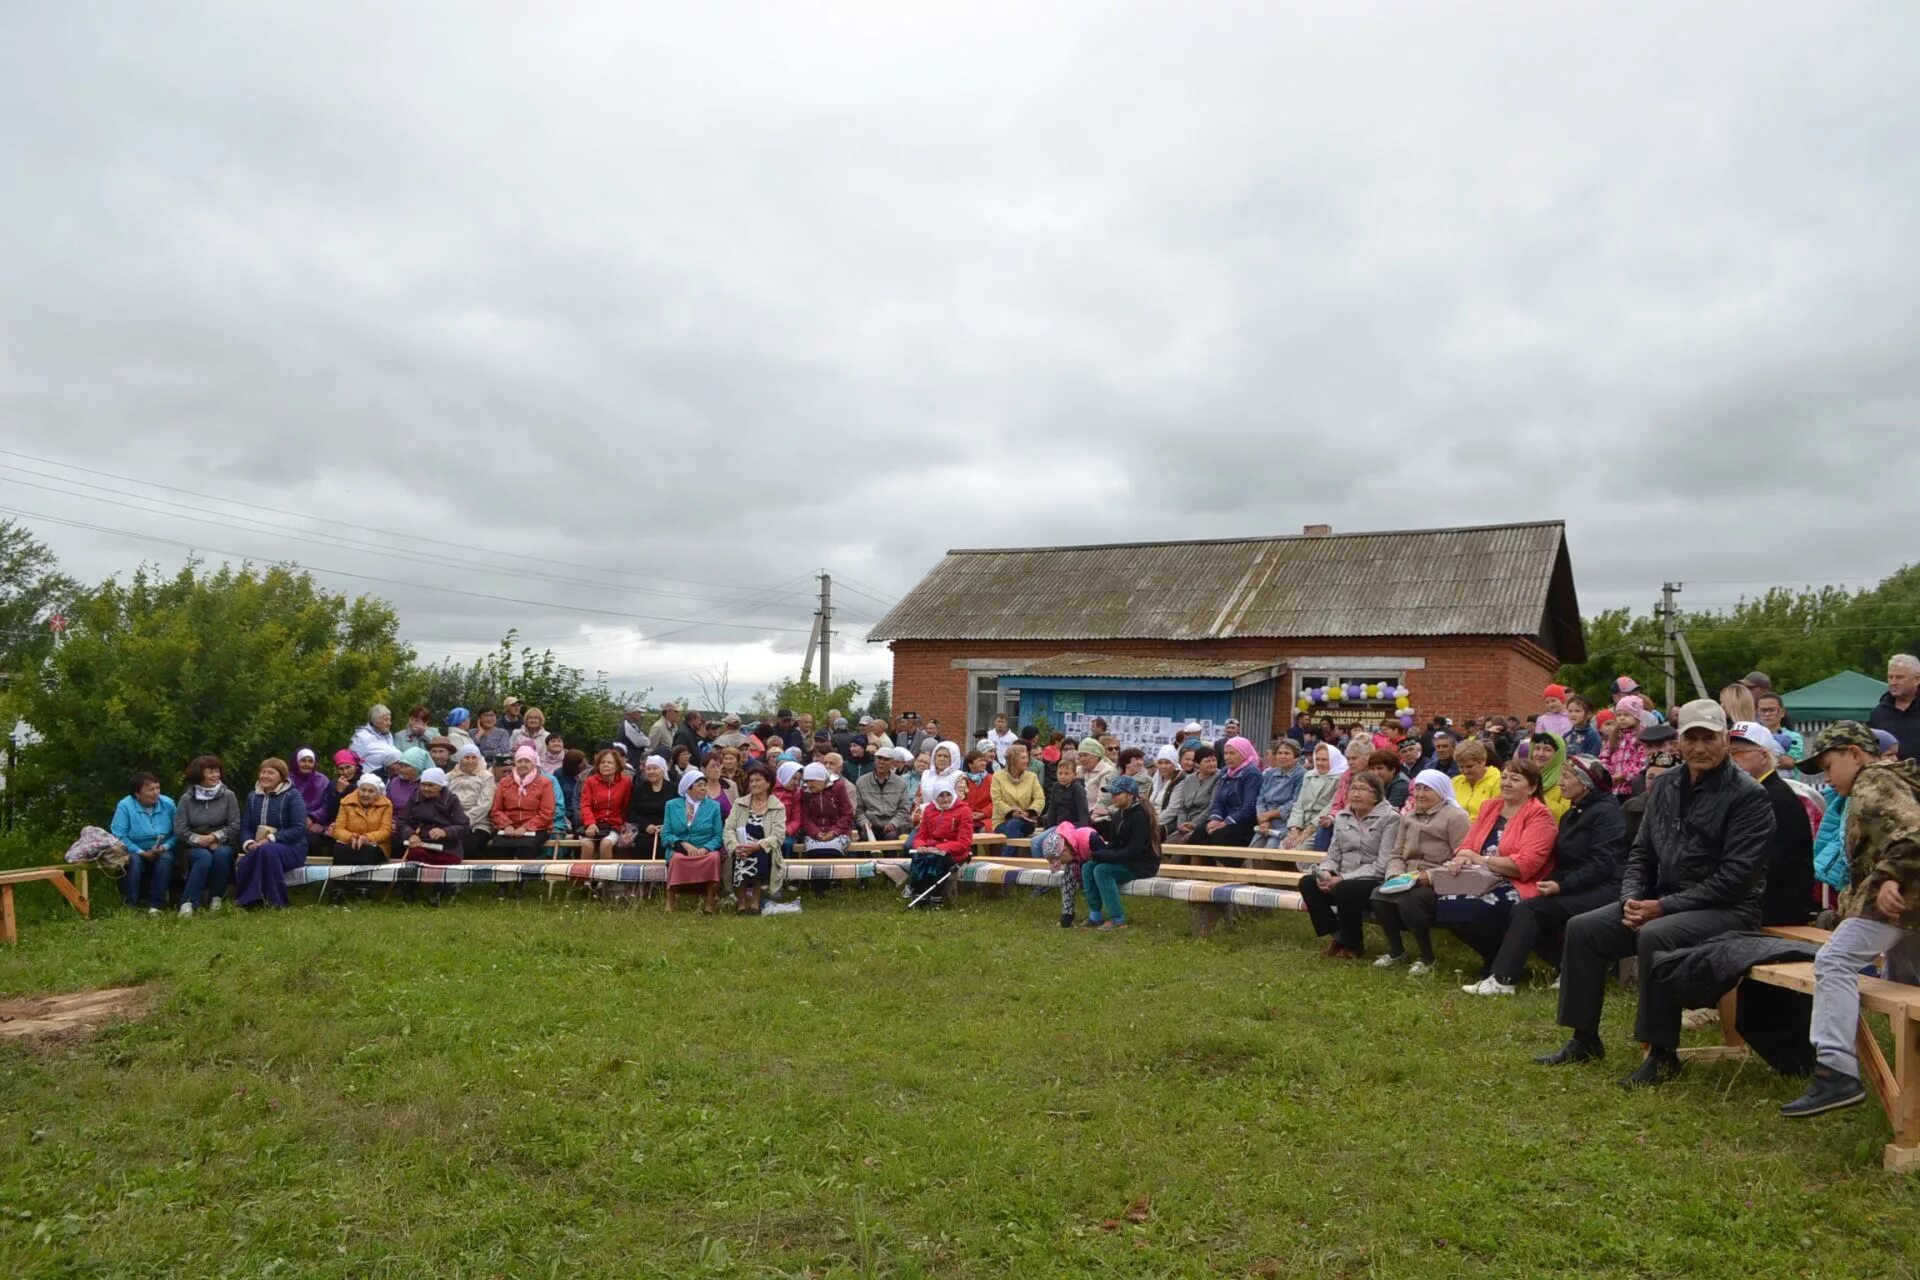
[1,887,1915,1278]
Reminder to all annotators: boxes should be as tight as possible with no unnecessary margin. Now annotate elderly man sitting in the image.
[1535,700,1775,1088]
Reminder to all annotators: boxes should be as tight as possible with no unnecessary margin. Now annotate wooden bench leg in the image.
[1888,1007,1919,1174]
[1,884,15,945]
[1189,901,1227,938]
[46,870,89,920]
[75,867,91,917]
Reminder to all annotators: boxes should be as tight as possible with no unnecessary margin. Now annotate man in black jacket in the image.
[1729,720,1814,926]
[1536,700,1775,1088]
[1869,654,1920,761]
[1480,755,1625,990]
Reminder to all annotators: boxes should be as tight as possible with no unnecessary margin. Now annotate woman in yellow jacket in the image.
[329,773,394,868]
[1450,740,1504,821]
[990,743,1048,838]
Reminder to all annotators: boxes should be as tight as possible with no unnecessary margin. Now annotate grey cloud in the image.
[2,1,1916,694]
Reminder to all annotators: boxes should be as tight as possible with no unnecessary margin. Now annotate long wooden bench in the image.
[1701,924,1920,1172]
[0,865,93,944]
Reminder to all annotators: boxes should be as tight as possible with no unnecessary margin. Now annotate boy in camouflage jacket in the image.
[1780,722,1920,1119]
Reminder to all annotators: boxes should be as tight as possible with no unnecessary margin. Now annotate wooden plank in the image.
[1747,963,1920,1017]
[1,885,15,946]
[1763,924,1834,945]
[1163,842,1322,866]
[0,866,77,886]
[1152,863,1304,887]
[75,866,89,916]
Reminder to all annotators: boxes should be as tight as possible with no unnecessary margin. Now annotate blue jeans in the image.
[124,849,175,908]
[997,817,1035,839]
[181,844,236,906]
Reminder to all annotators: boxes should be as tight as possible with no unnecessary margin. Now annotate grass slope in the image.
[1,890,1915,1278]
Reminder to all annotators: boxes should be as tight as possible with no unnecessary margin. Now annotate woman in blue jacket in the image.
[1195,735,1265,861]
[232,757,310,909]
[111,772,177,913]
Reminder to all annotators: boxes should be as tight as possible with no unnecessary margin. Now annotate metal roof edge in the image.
[941,520,1567,557]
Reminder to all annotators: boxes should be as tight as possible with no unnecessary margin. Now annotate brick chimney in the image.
[1302,523,1332,536]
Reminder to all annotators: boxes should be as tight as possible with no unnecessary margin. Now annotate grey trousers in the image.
[1812,917,1920,1077]
[1557,902,1749,1046]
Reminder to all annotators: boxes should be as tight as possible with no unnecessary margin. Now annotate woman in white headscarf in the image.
[662,770,724,912]
[1368,769,1471,975]
[1283,742,1346,850]
[918,740,965,806]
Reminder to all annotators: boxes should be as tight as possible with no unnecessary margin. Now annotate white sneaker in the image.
[1462,976,1516,996]
[1373,953,1404,969]
[1550,977,1559,991]
[147,907,161,916]
[1407,960,1433,977]
[178,903,195,917]
[208,897,224,912]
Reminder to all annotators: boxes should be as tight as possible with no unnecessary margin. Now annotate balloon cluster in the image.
[1297,682,1416,728]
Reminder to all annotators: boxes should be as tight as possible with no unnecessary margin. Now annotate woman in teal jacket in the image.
[111,772,178,912]
[662,771,725,912]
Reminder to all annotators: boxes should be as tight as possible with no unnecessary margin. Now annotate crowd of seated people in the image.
[95,677,1823,944]
[92,665,1920,1134]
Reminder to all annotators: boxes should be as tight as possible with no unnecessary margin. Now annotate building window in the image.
[970,675,1020,740]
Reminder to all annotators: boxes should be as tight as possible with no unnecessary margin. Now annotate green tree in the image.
[747,677,864,725]
[394,633,643,746]
[10,562,409,841]
[0,518,80,685]
[863,678,891,725]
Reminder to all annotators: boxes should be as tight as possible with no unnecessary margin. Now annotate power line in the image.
[0,503,817,633]
[0,464,809,611]
[829,574,899,609]
[0,448,792,599]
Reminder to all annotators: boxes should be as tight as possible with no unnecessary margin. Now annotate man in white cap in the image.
[714,714,748,751]
[854,745,914,840]
[1727,720,1815,926]
[619,703,650,758]
[1537,698,1775,1088]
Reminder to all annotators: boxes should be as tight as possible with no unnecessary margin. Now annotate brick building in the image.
[866,522,1585,744]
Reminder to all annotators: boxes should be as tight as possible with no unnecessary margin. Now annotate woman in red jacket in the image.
[906,779,974,907]
[576,748,633,862]
[961,747,995,828]
[797,762,854,854]
[1439,758,1560,995]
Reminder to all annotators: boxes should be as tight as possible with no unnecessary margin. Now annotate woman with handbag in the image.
[1298,772,1399,958]
[1369,769,1472,975]
[1440,758,1560,994]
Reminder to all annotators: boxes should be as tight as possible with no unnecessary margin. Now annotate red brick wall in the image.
[889,636,1561,739]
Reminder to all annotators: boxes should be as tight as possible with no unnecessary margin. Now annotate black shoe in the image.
[1780,1066,1868,1118]
[1534,1034,1605,1066]
[1619,1051,1683,1090]
[1060,912,1074,929]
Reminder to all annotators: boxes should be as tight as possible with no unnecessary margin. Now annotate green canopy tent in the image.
[1779,670,1887,731]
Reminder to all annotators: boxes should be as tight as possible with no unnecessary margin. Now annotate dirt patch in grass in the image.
[0,986,147,1043]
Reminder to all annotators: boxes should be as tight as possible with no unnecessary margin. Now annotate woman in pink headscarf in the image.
[1599,696,1652,796]
[1195,734,1266,860]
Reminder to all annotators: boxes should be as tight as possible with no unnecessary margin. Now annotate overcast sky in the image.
[3,2,1915,705]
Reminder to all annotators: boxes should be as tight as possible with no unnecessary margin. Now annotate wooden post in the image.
[1,884,15,945]
[1189,901,1227,938]
[1889,1006,1919,1174]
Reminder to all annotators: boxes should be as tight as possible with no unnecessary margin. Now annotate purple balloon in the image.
[1398,711,1415,727]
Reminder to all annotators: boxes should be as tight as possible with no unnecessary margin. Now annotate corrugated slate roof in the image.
[1000,653,1284,681]
[867,521,1584,658]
